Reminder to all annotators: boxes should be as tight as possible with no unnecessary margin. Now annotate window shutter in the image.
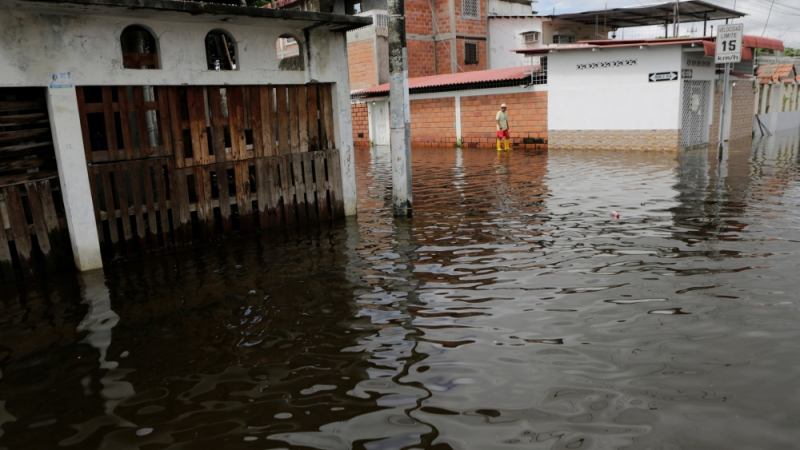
[465,42,478,65]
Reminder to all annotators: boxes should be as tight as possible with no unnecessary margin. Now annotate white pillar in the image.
[455,94,462,146]
[46,86,103,271]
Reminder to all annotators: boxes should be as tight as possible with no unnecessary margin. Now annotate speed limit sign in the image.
[716,24,743,64]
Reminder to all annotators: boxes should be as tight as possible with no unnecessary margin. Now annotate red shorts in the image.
[496,129,510,138]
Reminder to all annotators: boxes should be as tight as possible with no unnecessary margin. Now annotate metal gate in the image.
[681,80,711,147]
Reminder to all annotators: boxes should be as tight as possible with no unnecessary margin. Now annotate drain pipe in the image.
[388,0,413,216]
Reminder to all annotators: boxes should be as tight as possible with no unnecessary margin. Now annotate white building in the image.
[0,0,369,281]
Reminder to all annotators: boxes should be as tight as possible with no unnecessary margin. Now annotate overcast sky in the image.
[537,0,800,48]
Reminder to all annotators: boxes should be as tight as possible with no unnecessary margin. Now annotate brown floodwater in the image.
[2,137,800,449]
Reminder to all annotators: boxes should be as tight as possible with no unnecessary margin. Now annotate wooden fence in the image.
[1,88,73,282]
[77,84,344,260]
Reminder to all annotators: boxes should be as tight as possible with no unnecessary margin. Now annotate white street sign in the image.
[716,24,743,64]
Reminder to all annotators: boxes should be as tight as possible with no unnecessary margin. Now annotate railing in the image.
[348,10,388,33]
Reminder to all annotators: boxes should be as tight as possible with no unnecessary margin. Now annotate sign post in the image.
[715,24,743,152]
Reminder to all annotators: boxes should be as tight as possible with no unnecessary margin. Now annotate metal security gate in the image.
[681,80,711,147]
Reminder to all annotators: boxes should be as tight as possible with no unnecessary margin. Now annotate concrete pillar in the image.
[455,94,462,146]
[332,63,357,217]
[760,83,769,115]
[46,86,103,271]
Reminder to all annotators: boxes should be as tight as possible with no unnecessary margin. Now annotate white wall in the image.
[487,0,533,16]
[548,45,684,131]
[488,17,544,69]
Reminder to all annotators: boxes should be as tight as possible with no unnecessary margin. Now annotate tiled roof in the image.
[756,64,796,84]
[354,66,532,95]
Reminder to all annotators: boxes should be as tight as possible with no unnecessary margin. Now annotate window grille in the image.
[462,0,479,20]
[465,42,478,65]
[553,35,575,44]
[522,31,540,44]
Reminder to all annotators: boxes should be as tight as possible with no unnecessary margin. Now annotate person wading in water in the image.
[496,103,510,151]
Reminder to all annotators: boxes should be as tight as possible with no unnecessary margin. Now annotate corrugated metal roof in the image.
[355,66,531,95]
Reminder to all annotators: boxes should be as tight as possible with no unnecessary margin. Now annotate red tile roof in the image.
[756,64,796,84]
[354,66,532,95]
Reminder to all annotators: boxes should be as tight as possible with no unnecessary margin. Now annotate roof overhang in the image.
[9,0,373,32]
[549,0,745,28]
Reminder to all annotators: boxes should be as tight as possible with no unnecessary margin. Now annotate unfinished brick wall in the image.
[408,40,437,78]
[456,38,487,72]
[461,91,547,149]
[352,103,370,147]
[409,97,457,147]
[406,0,435,34]
[549,130,681,151]
[709,80,756,146]
[348,39,377,92]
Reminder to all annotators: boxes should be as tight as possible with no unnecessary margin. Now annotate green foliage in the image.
[251,0,270,6]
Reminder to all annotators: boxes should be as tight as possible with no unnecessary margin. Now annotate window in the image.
[120,25,158,69]
[205,30,237,71]
[277,34,305,71]
[522,31,540,44]
[553,35,575,44]
[465,42,478,65]
[462,0,479,20]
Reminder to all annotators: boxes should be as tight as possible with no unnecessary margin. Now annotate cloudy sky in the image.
[537,0,800,48]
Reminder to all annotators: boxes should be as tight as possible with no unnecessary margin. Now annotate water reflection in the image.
[1,138,800,449]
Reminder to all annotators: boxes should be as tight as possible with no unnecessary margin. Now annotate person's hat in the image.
[501,103,507,108]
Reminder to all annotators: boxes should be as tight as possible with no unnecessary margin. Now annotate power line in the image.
[763,0,775,37]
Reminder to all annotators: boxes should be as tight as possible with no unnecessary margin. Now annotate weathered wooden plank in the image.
[288,86,300,154]
[133,87,150,159]
[127,161,147,253]
[229,86,247,161]
[327,149,345,217]
[112,165,134,251]
[208,87,228,162]
[99,165,121,256]
[0,113,48,126]
[167,87,186,169]
[268,156,284,227]
[0,128,51,144]
[216,162,232,234]
[0,141,54,158]
[306,83,319,152]
[313,150,330,221]
[0,170,58,187]
[141,161,159,249]
[0,100,46,113]
[321,84,336,150]
[298,85,309,153]
[117,86,135,161]
[260,86,276,157]
[86,166,106,250]
[194,165,213,240]
[243,86,252,132]
[254,158,271,229]
[0,157,47,172]
[0,201,15,282]
[3,186,34,278]
[234,161,253,231]
[279,155,296,226]
[33,180,67,267]
[276,87,290,155]
[291,153,308,224]
[24,181,56,272]
[167,159,191,245]
[101,87,120,161]
[249,86,264,158]
[156,87,173,157]
[302,153,318,222]
[187,87,210,166]
[154,161,171,248]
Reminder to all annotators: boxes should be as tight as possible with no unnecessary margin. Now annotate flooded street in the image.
[2,138,800,449]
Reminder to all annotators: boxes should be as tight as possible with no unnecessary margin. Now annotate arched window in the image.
[121,25,159,69]
[276,34,304,71]
[206,30,238,71]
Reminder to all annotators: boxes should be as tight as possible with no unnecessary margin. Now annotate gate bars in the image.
[77,84,344,260]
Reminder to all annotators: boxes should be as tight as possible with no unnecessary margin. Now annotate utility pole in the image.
[388,0,413,216]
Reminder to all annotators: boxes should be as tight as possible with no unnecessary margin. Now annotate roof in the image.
[14,0,372,31]
[756,64,797,84]
[551,0,745,28]
[354,66,531,96]
[515,35,784,62]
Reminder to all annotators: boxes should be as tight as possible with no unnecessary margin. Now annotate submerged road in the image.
[1,137,799,449]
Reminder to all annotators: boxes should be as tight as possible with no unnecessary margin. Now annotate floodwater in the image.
[2,137,800,449]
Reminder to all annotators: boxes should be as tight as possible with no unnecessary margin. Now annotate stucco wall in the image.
[548,45,685,132]
[488,17,544,69]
